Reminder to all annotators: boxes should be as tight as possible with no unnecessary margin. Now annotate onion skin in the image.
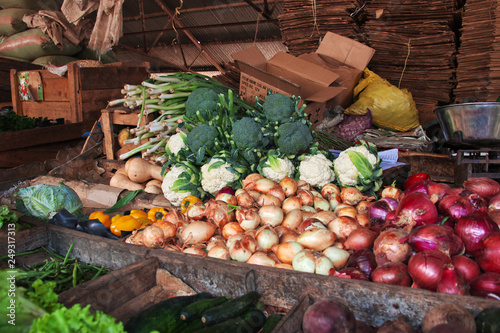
[474,232,500,273]
[371,262,412,287]
[407,224,464,256]
[335,267,370,281]
[451,255,481,283]
[489,193,500,211]
[346,248,377,279]
[246,252,276,267]
[204,200,234,229]
[436,264,469,295]
[271,241,304,265]
[407,250,451,291]
[421,303,476,333]
[469,272,500,299]
[141,225,165,248]
[179,221,217,245]
[373,228,412,265]
[302,298,357,333]
[327,216,361,241]
[464,177,500,200]
[279,176,298,197]
[395,192,438,231]
[344,228,377,250]
[454,212,499,253]
[296,228,336,251]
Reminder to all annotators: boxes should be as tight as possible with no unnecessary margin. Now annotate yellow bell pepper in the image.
[89,211,111,228]
[129,209,148,219]
[147,207,168,223]
[180,196,203,214]
[110,215,142,237]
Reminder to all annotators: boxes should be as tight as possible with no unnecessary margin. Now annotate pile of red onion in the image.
[352,177,500,299]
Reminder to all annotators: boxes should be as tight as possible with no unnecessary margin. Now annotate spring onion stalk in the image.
[151,76,183,83]
[133,98,161,107]
[158,92,192,99]
[108,98,131,107]
[147,138,167,154]
[119,141,157,160]
[136,86,147,128]
[124,84,141,91]
[148,124,166,133]
[147,82,190,95]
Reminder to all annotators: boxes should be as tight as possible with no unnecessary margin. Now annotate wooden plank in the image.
[101,110,115,160]
[58,257,159,313]
[273,294,310,333]
[79,63,149,90]
[67,62,81,123]
[0,220,48,256]
[19,101,77,123]
[10,69,22,116]
[0,123,84,152]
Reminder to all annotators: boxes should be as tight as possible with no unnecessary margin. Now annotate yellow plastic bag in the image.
[345,69,420,132]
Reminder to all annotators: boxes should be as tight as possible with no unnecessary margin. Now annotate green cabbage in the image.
[15,183,83,221]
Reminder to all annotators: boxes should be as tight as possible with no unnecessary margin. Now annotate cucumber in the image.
[475,307,500,333]
[180,296,230,321]
[194,308,266,333]
[180,318,205,333]
[201,291,261,326]
[260,312,285,333]
[124,292,213,333]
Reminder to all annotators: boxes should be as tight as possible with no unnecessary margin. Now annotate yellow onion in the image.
[275,263,294,270]
[226,233,245,250]
[321,183,340,199]
[297,218,326,233]
[141,225,165,248]
[272,241,304,264]
[215,192,237,206]
[247,190,261,201]
[180,220,217,245]
[335,205,358,219]
[255,226,279,252]
[258,205,284,227]
[344,228,377,250]
[323,246,350,269]
[356,201,372,215]
[185,202,206,220]
[297,180,311,191]
[229,239,253,262]
[254,178,277,194]
[222,222,244,239]
[207,244,230,260]
[340,186,374,206]
[297,189,314,206]
[311,211,336,226]
[242,233,258,253]
[257,193,282,207]
[280,230,299,243]
[154,220,177,239]
[282,209,303,230]
[302,210,315,220]
[206,235,226,251]
[279,176,298,197]
[301,206,317,214]
[163,243,181,251]
[329,194,342,211]
[281,196,301,214]
[235,189,257,208]
[268,184,286,202]
[327,216,361,241]
[183,244,207,256]
[313,196,331,212]
[246,252,277,267]
[164,209,186,224]
[292,249,334,275]
[204,199,234,229]
[274,225,291,237]
[355,213,370,228]
[296,228,336,251]
[311,189,322,198]
[242,173,264,190]
[235,207,261,231]
[125,230,144,245]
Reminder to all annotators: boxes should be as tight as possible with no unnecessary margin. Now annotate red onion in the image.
[407,250,451,291]
[302,298,357,333]
[464,177,500,200]
[455,212,499,253]
[438,194,474,222]
[435,215,454,228]
[385,210,396,224]
[469,272,500,299]
[395,192,438,230]
[344,228,377,250]
[489,193,500,211]
[489,209,500,226]
[369,200,394,222]
[346,248,377,279]
[333,267,370,281]
[216,185,235,196]
[451,255,481,283]
[403,179,436,197]
[427,182,452,203]
[436,264,469,295]
[373,228,412,265]
[371,262,412,287]
[407,224,464,256]
[474,232,500,273]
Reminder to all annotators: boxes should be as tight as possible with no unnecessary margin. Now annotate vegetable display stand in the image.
[19,214,499,330]
[101,106,154,160]
[10,61,150,130]
[0,218,48,257]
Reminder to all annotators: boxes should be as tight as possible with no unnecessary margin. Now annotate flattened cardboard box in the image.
[232,32,374,125]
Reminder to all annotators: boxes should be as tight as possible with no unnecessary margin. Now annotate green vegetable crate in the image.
[3,215,499,332]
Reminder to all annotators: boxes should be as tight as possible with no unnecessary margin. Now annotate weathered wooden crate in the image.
[11,216,499,330]
[10,61,150,130]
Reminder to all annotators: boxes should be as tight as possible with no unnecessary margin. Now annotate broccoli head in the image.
[262,93,295,123]
[185,88,219,120]
[186,124,219,153]
[232,117,268,150]
[276,121,313,156]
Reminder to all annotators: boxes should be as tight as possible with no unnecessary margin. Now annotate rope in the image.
[398,38,411,89]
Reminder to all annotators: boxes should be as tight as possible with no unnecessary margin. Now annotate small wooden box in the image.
[10,61,150,129]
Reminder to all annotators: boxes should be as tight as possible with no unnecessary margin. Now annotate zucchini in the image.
[260,312,285,333]
[201,291,261,326]
[194,308,266,333]
[180,296,231,321]
[476,307,500,333]
[124,292,213,333]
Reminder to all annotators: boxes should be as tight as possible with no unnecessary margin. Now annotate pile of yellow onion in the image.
[125,173,377,275]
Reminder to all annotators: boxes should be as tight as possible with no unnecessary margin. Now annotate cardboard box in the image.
[233,32,374,125]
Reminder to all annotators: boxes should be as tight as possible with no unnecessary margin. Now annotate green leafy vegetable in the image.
[14,183,83,221]
[26,279,62,313]
[0,205,18,229]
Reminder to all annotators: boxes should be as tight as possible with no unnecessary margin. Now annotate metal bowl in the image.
[434,102,500,146]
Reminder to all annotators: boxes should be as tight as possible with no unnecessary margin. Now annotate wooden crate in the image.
[17,215,498,330]
[0,57,41,103]
[10,61,150,130]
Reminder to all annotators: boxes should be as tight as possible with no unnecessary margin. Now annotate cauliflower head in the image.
[298,153,335,188]
[260,155,295,183]
[166,132,187,155]
[201,158,238,195]
[162,165,196,206]
[333,145,379,187]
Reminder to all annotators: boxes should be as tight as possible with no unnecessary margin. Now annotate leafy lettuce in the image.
[15,183,83,221]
